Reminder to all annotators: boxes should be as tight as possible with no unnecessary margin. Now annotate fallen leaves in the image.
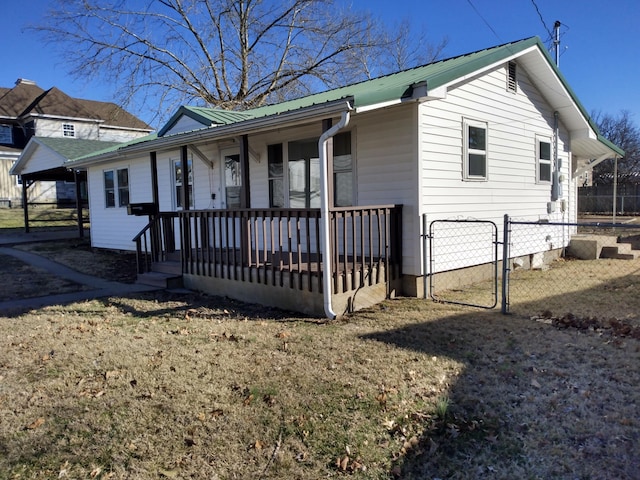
[26,417,45,430]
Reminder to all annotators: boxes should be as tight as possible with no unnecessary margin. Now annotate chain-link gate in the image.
[425,217,499,309]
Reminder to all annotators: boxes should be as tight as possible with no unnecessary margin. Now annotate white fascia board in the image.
[355,99,402,113]
[22,113,104,124]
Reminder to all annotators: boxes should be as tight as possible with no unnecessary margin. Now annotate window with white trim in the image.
[173,158,193,208]
[0,125,12,144]
[63,123,75,137]
[104,168,129,208]
[268,131,353,208]
[463,119,488,180]
[537,137,552,183]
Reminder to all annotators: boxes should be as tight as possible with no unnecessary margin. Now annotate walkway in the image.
[0,231,158,314]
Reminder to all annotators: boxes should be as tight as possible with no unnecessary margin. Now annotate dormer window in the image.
[63,123,75,137]
[0,125,12,144]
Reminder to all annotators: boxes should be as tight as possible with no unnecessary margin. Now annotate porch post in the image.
[239,134,250,208]
[21,177,29,233]
[180,146,190,210]
[74,170,84,238]
[180,146,191,266]
[150,151,159,208]
[239,134,250,266]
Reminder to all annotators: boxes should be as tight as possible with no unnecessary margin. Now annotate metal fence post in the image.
[501,214,510,314]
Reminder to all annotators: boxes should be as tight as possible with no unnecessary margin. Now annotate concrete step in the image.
[136,271,183,289]
[569,235,640,260]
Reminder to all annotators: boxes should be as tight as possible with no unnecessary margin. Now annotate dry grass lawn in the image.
[0,243,639,479]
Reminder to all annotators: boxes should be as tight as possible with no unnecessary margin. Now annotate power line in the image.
[530,0,553,38]
[465,0,503,43]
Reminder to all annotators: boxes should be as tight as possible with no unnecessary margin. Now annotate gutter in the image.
[318,105,352,320]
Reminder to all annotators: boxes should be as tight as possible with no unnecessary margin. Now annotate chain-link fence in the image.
[424,215,640,326]
[503,218,640,322]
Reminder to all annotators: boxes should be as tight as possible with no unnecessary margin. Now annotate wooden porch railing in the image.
[133,206,402,294]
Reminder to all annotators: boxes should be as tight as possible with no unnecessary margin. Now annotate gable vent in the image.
[507,62,517,92]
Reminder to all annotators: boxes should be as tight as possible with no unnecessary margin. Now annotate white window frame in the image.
[63,123,75,137]
[103,167,129,208]
[536,136,552,184]
[0,125,12,144]
[172,156,194,209]
[463,119,488,181]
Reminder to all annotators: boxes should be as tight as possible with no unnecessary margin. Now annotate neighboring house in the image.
[1,78,152,208]
[68,37,622,317]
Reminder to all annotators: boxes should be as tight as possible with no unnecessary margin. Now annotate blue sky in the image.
[1,0,638,129]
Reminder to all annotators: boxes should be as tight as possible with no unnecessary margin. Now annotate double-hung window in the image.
[463,119,488,180]
[537,137,552,183]
[103,168,129,208]
[268,131,353,208]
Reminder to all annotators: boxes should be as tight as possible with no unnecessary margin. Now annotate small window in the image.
[103,168,129,208]
[463,119,488,180]
[63,124,75,137]
[0,125,12,144]
[173,158,193,208]
[507,62,517,92]
[268,144,284,208]
[537,137,552,183]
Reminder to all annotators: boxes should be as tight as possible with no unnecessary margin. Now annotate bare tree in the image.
[592,110,640,183]
[34,0,446,123]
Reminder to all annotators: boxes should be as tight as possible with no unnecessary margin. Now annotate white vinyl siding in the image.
[419,63,572,274]
[88,158,150,251]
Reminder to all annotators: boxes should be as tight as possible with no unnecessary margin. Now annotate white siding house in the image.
[69,37,623,317]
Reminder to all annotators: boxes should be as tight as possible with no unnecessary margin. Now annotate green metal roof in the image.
[35,137,122,160]
[67,133,158,164]
[157,105,255,136]
[239,37,542,117]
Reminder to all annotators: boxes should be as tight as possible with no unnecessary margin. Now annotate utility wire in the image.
[465,0,503,43]
[530,0,553,38]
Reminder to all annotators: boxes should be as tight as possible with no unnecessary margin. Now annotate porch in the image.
[133,205,403,316]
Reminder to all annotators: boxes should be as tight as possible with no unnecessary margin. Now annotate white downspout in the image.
[319,105,352,320]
